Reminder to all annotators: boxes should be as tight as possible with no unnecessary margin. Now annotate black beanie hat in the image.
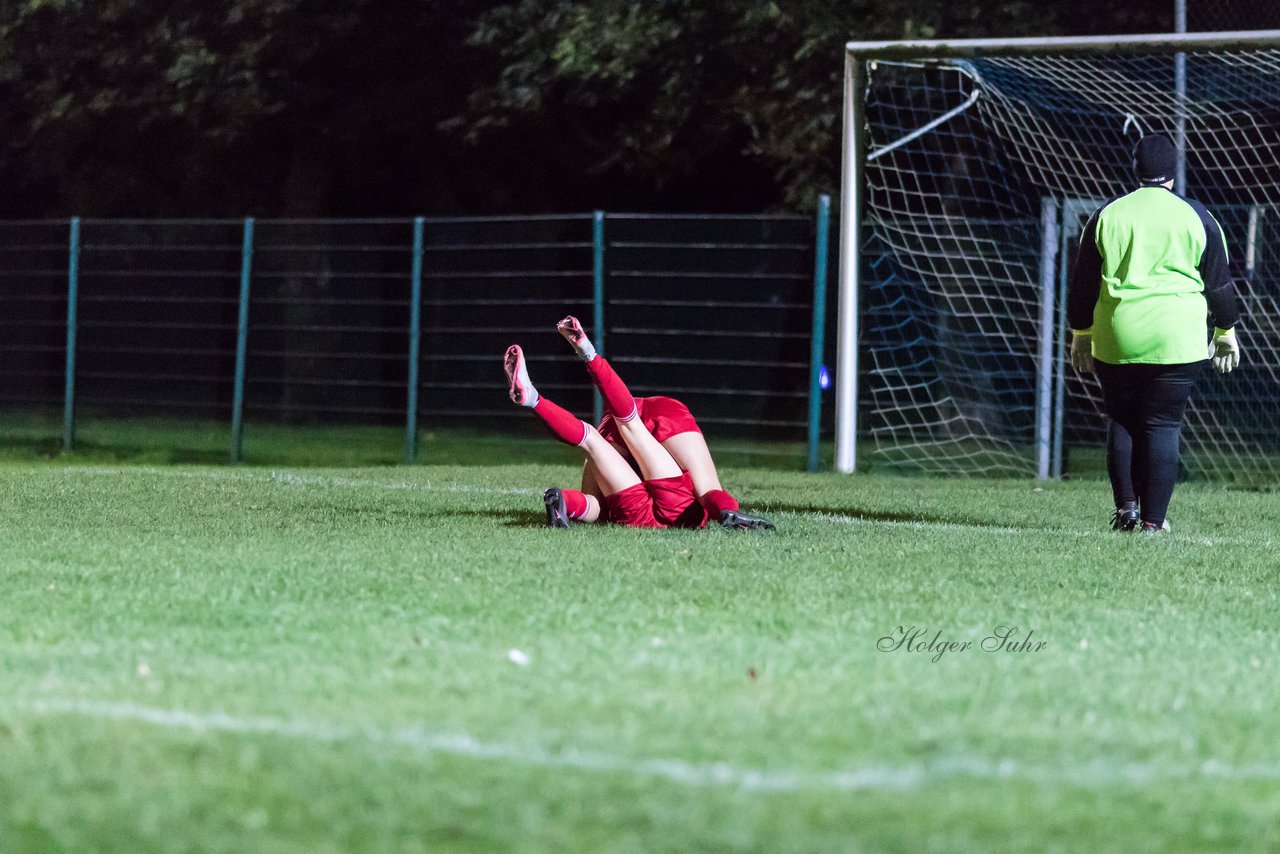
[1133,134,1177,184]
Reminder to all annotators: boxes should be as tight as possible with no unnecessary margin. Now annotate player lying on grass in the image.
[504,316,775,531]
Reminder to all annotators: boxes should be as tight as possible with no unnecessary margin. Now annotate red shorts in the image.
[603,470,709,529]
[598,396,701,465]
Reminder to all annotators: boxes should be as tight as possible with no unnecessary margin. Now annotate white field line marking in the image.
[12,698,1280,792]
[800,511,1030,536]
[794,511,1270,548]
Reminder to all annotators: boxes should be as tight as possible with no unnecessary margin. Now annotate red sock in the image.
[532,397,588,446]
[700,489,739,517]
[584,356,637,422]
[562,488,591,520]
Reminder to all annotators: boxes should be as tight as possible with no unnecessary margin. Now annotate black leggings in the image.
[1094,360,1203,526]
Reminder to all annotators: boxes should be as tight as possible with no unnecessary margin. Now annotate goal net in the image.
[845,37,1280,483]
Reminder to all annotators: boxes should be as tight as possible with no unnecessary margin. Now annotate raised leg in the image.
[557,316,681,482]
[499,343,640,524]
[505,343,638,526]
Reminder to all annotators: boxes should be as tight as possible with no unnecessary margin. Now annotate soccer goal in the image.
[836,30,1280,482]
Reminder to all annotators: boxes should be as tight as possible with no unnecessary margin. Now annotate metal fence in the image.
[0,205,833,469]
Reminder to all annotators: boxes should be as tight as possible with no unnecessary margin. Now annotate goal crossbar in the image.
[845,29,1280,60]
[836,30,1280,475]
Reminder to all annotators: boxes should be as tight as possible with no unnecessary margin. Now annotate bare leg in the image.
[505,343,627,525]
[571,490,603,523]
[580,425,644,496]
[613,419,680,482]
[661,431,722,496]
[580,461,606,502]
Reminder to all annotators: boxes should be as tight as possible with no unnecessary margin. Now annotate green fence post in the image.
[807,195,832,473]
[62,217,81,453]
[592,211,606,425]
[406,216,425,465]
[230,217,254,464]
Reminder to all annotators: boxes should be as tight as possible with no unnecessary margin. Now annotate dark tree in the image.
[0,0,1175,216]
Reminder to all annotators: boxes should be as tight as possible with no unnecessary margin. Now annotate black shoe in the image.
[544,488,571,528]
[1110,504,1139,532]
[1140,519,1171,533]
[718,509,775,531]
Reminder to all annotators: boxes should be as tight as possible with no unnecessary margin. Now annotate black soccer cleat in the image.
[544,487,571,528]
[1110,504,1140,532]
[718,509,776,531]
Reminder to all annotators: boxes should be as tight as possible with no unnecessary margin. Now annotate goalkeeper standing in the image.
[1067,133,1240,532]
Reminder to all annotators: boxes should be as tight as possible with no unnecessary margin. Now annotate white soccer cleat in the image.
[557,315,597,360]
[557,315,587,344]
[504,344,538,407]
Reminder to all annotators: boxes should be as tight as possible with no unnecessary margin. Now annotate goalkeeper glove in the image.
[1211,327,1240,374]
[1070,330,1094,373]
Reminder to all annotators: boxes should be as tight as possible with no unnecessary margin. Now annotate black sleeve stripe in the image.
[1065,192,1132,332]
[1066,206,1105,332]
[1182,196,1240,330]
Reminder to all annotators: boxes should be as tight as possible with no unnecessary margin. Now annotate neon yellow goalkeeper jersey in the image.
[1066,185,1238,364]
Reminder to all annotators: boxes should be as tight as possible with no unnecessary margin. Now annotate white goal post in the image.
[837,29,1280,480]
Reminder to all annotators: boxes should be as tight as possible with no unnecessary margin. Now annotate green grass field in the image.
[2,448,1280,852]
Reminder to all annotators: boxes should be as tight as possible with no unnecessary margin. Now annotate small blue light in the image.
[819,365,831,390]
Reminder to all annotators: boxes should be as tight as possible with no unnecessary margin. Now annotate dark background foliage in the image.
[0,0,1261,217]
